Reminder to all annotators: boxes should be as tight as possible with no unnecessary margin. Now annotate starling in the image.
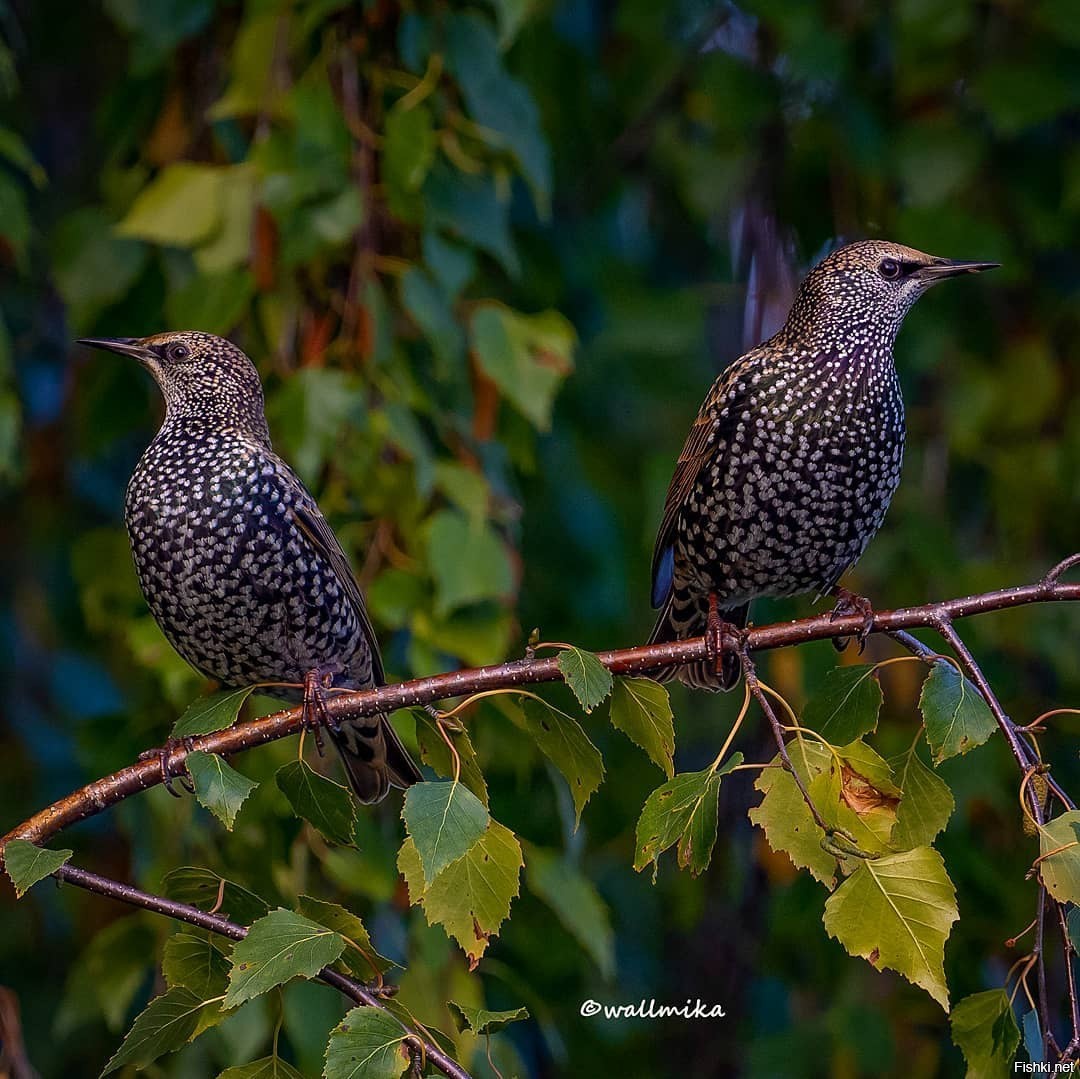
[648,240,997,689]
[79,331,422,802]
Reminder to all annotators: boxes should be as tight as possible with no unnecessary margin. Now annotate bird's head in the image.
[78,331,270,440]
[784,239,999,348]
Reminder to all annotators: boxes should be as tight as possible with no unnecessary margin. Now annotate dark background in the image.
[1,0,1078,1075]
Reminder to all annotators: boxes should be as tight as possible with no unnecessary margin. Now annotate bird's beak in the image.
[917,258,1000,281]
[77,336,157,363]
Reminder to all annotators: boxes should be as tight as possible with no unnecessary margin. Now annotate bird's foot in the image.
[302,666,340,756]
[829,587,876,654]
[139,737,197,797]
[705,593,747,676]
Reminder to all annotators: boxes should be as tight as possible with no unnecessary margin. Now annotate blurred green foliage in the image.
[1,0,1079,1076]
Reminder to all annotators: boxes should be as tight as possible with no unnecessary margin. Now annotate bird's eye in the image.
[878,258,901,280]
[167,343,191,362]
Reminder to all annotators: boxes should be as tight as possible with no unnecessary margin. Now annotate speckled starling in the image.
[648,240,997,689]
[79,331,422,802]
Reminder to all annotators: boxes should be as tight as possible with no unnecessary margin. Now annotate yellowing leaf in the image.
[401,780,490,883]
[823,846,958,1011]
[325,1007,410,1079]
[398,820,523,969]
[117,163,226,248]
[1038,810,1080,904]
[889,742,955,849]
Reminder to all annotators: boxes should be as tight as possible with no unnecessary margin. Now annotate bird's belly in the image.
[683,418,903,603]
[127,489,363,689]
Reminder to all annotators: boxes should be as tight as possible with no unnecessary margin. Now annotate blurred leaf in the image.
[1037,811,1080,904]
[117,162,226,247]
[950,990,1021,1079]
[607,677,675,778]
[100,986,221,1076]
[400,266,464,363]
[384,103,437,192]
[0,173,30,264]
[276,760,358,848]
[423,230,476,298]
[470,302,575,431]
[163,933,230,1009]
[802,664,883,744]
[526,847,615,979]
[557,646,613,713]
[209,13,288,120]
[223,909,345,1009]
[187,751,259,830]
[425,509,513,616]
[195,164,257,272]
[1023,1008,1045,1064]
[919,661,997,763]
[513,697,604,826]
[325,1007,409,1079]
[217,1057,305,1079]
[3,840,72,898]
[447,1000,529,1035]
[402,780,490,883]
[889,741,955,849]
[104,0,214,57]
[634,756,740,880]
[162,867,270,926]
[823,846,958,1011]
[0,126,45,186]
[425,163,518,275]
[166,268,255,335]
[749,740,838,889]
[296,895,395,978]
[173,687,255,738]
[398,819,523,969]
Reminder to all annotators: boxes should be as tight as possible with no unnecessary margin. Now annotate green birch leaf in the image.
[607,677,675,778]
[324,1006,410,1079]
[161,867,270,926]
[401,780,490,883]
[100,986,220,1075]
[950,989,1021,1079]
[276,760,358,847]
[803,664,883,744]
[186,751,258,830]
[3,839,72,897]
[1037,810,1080,903]
[172,686,255,738]
[162,932,230,999]
[217,1057,306,1079]
[447,1001,529,1036]
[748,740,838,889]
[919,661,997,763]
[398,819,523,968]
[634,756,741,880]
[889,742,955,849]
[413,710,489,807]
[557,646,614,712]
[823,846,958,1011]
[513,697,604,826]
[223,909,345,1009]
[296,895,395,977]
[526,847,614,979]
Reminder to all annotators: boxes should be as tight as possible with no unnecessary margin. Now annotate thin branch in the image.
[3,567,1079,852]
[53,863,472,1079]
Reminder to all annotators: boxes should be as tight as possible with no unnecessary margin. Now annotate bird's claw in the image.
[829,587,876,653]
[139,737,197,796]
[705,592,747,675]
[302,667,339,755]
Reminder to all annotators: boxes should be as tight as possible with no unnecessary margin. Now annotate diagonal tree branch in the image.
[2,566,1078,853]
[52,862,472,1079]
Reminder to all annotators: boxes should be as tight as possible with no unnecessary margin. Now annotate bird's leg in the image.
[302,666,340,756]
[138,737,197,797]
[829,586,876,654]
[704,592,745,675]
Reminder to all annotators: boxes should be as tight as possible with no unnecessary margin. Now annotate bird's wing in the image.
[650,357,753,608]
[269,462,385,686]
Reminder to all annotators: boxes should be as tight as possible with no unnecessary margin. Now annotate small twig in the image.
[52,863,471,1079]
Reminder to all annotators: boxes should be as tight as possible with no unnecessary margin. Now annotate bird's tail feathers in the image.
[647,591,748,692]
[332,714,423,804]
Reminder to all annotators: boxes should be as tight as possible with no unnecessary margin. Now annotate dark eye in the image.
[878,258,901,280]
[167,343,190,361]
